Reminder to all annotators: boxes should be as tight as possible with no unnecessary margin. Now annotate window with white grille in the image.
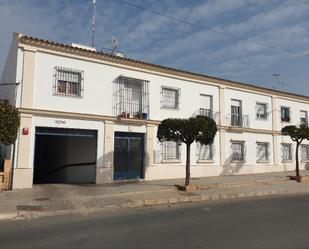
[231,142,245,161]
[300,111,308,126]
[281,106,290,122]
[161,86,180,109]
[301,145,309,161]
[282,144,292,161]
[162,141,181,160]
[256,103,267,120]
[257,142,269,161]
[196,143,213,160]
[199,95,212,117]
[54,67,84,97]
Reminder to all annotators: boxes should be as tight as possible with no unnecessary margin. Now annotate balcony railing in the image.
[113,76,149,120]
[195,109,220,124]
[226,114,250,128]
[198,108,213,118]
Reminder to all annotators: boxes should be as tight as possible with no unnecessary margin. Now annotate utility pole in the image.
[91,0,96,48]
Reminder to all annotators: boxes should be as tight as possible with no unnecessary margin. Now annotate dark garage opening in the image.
[33,127,97,184]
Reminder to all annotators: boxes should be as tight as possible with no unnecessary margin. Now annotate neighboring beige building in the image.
[1,33,309,189]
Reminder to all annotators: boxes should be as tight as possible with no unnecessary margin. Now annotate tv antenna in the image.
[272,73,285,91]
[91,0,96,47]
[111,36,119,54]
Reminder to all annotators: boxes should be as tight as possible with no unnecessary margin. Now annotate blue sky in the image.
[1,0,309,94]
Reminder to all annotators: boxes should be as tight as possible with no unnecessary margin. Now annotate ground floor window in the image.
[282,143,292,161]
[231,142,245,161]
[301,145,309,161]
[162,141,181,160]
[257,142,269,161]
[196,143,213,160]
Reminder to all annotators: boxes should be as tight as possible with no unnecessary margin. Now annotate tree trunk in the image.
[185,143,191,186]
[296,142,300,178]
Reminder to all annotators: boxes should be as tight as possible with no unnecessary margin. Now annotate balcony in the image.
[195,108,220,124]
[226,114,250,128]
[113,76,149,120]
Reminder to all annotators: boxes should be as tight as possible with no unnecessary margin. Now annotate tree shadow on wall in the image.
[220,154,245,176]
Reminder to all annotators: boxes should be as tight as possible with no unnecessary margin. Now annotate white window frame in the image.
[161,141,181,161]
[256,142,270,162]
[301,144,309,162]
[280,106,291,122]
[196,142,214,162]
[300,110,308,126]
[231,141,245,162]
[282,143,293,162]
[54,66,84,98]
[161,86,180,110]
[256,102,267,120]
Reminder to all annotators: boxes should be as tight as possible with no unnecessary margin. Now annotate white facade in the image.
[1,33,309,189]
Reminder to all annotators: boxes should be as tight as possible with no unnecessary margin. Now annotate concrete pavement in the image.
[1,170,309,220]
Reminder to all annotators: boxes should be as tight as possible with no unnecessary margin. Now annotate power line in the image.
[114,0,309,58]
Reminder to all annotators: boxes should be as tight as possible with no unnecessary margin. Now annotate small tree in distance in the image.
[0,102,20,145]
[157,116,217,186]
[281,125,309,180]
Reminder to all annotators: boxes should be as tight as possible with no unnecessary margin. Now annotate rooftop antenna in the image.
[272,73,285,90]
[91,0,96,47]
[111,36,119,54]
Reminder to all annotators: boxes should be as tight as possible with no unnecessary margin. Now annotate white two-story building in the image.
[1,33,309,189]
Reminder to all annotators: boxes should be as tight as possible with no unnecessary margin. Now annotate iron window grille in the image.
[196,143,213,160]
[54,66,84,97]
[161,141,181,160]
[301,145,309,161]
[199,108,213,118]
[161,86,180,109]
[256,102,268,120]
[281,106,291,122]
[113,76,149,119]
[282,143,292,161]
[231,142,245,161]
[300,111,308,127]
[257,142,269,161]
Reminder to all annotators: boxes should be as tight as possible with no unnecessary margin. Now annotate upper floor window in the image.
[162,141,181,161]
[161,86,180,109]
[113,76,149,119]
[301,145,309,161]
[281,106,290,122]
[282,143,292,161]
[199,94,212,117]
[300,110,308,126]
[231,99,242,126]
[54,67,84,97]
[257,142,269,161]
[196,143,213,161]
[231,141,245,161]
[256,102,267,120]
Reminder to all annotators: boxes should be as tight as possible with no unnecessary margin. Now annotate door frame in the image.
[113,132,145,180]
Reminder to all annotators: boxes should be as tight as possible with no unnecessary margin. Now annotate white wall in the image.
[224,89,273,130]
[276,98,309,131]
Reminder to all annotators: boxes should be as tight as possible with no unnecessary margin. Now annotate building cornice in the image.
[18,34,309,103]
[18,108,282,135]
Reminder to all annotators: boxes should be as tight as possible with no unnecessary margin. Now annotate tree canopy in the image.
[0,102,20,145]
[281,125,309,178]
[157,116,217,186]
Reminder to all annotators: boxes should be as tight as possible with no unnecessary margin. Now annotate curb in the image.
[1,186,309,222]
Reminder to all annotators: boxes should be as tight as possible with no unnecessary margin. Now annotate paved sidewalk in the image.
[1,170,309,220]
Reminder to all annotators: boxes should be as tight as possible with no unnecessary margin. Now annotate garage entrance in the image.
[113,132,144,180]
[33,127,97,184]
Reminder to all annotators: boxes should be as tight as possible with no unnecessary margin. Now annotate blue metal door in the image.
[114,132,144,180]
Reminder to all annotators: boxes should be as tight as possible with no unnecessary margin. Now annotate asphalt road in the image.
[1,194,309,249]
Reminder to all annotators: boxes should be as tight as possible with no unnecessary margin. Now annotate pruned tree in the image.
[0,102,20,145]
[157,116,217,186]
[281,125,309,179]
